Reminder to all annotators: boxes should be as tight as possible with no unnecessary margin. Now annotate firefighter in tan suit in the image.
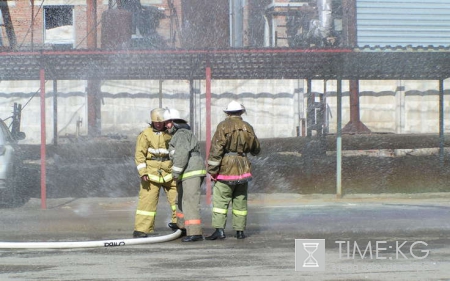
[205,101,261,240]
[133,108,177,238]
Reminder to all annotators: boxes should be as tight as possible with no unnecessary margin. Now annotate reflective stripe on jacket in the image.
[168,127,206,180]
[207,115,260,184]
[135,127,173,183]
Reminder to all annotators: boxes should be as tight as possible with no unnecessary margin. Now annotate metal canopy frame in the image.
[1,47,448,206]
[1,48,450,81]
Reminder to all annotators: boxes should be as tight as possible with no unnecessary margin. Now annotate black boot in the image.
[168,223,179,231]
[181,235,204,242]
[235,231,246,239]
[132,231,148,238]
[168,223,186,236]
[205,228,226,240]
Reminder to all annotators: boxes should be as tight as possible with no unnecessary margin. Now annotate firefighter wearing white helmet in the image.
[164,108,207,242]
[132,107,178,238]
[223,100,246,113]
[205,100,260,240]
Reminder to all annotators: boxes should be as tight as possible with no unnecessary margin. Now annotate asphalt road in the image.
[0,192,449,281]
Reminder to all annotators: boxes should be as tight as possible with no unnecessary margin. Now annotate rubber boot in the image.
[181,235,204,242]
[236,231,246,239]
[168,223,186,236]
[205,228,226,240]
[133,231,148,238]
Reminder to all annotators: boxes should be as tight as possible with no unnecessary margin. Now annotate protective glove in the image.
[209,173,217,181]
[172,172,181,180]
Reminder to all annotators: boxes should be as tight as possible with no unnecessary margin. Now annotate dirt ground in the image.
[21,133,450,198]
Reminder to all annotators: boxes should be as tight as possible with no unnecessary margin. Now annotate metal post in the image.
[159,80,163,108]
[189,79,194,130]
[306,79,313,137]
[336,79,342,198]
[439,79,445,166]
[40,68,47,209]
[53,80,58,145]
[31,0,34,51]
[205,62,212,205]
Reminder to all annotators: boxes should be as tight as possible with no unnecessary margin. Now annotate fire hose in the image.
[0,230,182,249]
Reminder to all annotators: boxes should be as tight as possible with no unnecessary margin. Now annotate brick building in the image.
[0,0,184,50]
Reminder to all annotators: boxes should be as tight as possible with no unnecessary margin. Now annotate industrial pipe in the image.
[0,230,182,249]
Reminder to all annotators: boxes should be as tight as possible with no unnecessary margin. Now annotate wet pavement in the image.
[0,192,449,280]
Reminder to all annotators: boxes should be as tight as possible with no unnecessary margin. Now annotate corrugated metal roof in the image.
[1,47,450,81]
[357,0,450,47]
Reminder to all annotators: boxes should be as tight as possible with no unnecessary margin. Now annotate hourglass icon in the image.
[303,242,319,267]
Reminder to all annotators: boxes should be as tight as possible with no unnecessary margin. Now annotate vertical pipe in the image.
[87,0,100,137]
[31,0,34,51]
[159,80,163,108]
[40,68,47,209]
[53,80,58,145]
[232,0,244,47]
[342,0,357,47]
[87,0,98,49]
[205,62,212,205]
[229,0,234,47]
[87,81,101,137]
[263,15,270,47]
[323,80,329,135]
[306,79,313,137]
[189,79,195,131]
[297,79,305,137]
[439,79,444,166]
[317,0,332,38]
[349,80,360,123]
[336,79,342,198]
[271,15,276,47]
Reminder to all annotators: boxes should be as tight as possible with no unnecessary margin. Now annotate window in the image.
[44,5,74,48]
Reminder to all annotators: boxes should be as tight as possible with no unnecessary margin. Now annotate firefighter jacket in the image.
[207,115,261,184]
[135,127,173,183]
[168,123,206,181]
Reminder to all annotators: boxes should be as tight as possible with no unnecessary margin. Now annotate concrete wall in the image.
[1,78,449,144]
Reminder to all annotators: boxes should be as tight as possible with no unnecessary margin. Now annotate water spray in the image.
[0,230,182,249]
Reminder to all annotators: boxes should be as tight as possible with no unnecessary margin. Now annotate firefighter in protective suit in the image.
[133,108,177,238]
[205,101,261,240]
[164,108,206,242]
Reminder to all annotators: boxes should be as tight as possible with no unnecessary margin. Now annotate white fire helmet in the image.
[150,108,166,123]
[163,108,187,123]
[224,100,246,114]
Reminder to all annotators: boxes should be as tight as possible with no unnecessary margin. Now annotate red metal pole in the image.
[205,63,212,205]
[349,80,360,123]
[40,68,47,209]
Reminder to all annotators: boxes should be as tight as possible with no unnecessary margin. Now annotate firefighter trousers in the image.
[211,181,248,231]
[176,177,204,236]
[134,179,177,233]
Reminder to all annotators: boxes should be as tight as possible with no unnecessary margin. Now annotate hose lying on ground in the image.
[0,230,182,249]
